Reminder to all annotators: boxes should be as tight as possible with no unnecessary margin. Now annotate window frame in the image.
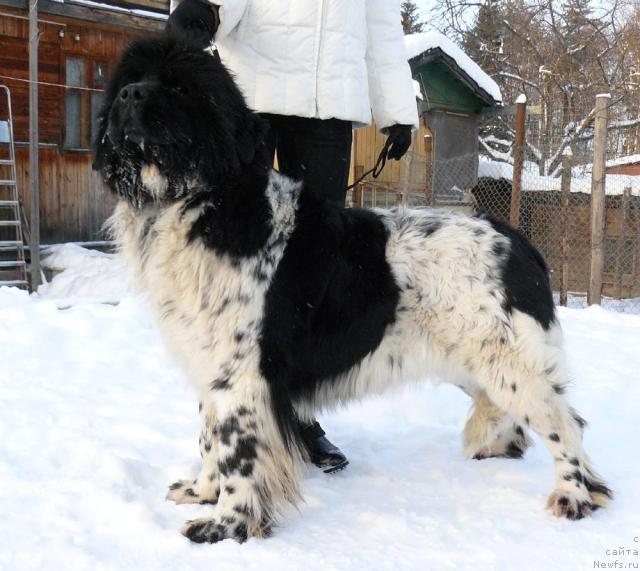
[61,52,109,153]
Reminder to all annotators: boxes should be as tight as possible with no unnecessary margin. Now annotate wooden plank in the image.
[614,188,631,299]
[0,0,166,31]
[399,130,415,204]
[7,144,108,243]
[633,196,640,297]
[353,165,363,208]
[104,0,168,14]
[423,117,434,206]
[352,120,430,192]
[588,94,610,305]
[560,151,572,305]
[0,36,61,142]
[509,98,526,227]
[29,0,41,289]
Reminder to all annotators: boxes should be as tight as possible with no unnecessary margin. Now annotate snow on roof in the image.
[404,31,502,104]
[606,154,640,167]
[412,79,423,100]
[65,0,168,20]
[478,158,640,195]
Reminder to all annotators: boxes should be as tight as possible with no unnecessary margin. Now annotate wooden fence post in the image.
[614,187,631,299]
[353,165,364,208]
[423,128,434,206]
[509,95,527,227]
[588,94,610,305]
[29,0,41,291]
[399,131,416,205]
[560,149,573,306]
[634,196,640,297]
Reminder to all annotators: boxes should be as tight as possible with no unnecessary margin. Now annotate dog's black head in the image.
[93,36,267,207]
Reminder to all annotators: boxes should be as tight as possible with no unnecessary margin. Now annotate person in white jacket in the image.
[167,0,419,472]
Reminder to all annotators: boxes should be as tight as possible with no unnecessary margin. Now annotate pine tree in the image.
[463,0,504,75]
[401,1,425,35]
[561,0,596,50]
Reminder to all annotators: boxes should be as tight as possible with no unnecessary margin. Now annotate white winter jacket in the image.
[170,0,419,130]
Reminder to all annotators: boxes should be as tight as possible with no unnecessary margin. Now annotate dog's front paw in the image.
[546,490,593,520]
[166,478,219,505]
[181,516,248,544]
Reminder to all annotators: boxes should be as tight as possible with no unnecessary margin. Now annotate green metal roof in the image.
[410,50,499,115]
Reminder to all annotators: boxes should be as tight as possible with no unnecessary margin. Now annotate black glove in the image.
[385,124,412,160]
[166,0,220,49]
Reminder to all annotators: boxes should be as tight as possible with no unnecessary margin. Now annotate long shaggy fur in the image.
[94,36,612,544]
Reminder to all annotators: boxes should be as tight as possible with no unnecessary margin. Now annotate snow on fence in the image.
[347,94,640,313]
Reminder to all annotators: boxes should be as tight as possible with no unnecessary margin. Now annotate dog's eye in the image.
[174,85,190,96]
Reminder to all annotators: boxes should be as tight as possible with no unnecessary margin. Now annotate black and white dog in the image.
[94,36,611,544]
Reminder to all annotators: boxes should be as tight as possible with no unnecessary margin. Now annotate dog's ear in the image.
[237,114,269,166]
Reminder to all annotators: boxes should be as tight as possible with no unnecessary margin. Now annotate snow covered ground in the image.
[1,247,639,571]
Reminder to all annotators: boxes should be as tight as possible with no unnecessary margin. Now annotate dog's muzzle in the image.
[109,81,155,145]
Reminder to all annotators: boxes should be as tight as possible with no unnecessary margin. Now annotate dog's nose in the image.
[119,82,151,104]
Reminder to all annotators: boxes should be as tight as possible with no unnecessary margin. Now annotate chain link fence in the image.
[348,98,640,314]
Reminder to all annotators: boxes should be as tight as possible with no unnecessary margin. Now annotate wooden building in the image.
[606,155,640,177]
[0,0,166,244]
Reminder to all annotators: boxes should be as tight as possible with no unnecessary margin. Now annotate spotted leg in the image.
[167,397,220,505]
[478,314,612,519]
[496,390,612,519]
[181,378,303,543]
[463,390,532,460]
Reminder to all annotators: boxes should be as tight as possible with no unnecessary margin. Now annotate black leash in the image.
[346,137,392,191]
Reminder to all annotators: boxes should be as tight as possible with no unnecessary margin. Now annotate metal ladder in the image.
[0,84,28,289]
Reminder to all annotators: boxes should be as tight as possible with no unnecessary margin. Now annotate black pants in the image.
[262,114,351,439]
[261,114,353,207]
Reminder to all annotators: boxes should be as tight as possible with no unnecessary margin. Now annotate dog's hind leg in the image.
[475,311,612,519]
[463,390,532,460]
[166,397,220,505]
[181,378,303,543]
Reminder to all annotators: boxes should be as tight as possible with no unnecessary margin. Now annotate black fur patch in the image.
[485,217,556,330]
[584,473,613,499]
[219,416,242,446]
[571,409,587,430]
[211,377,231,391]
[552,383,566,395]
[503,441,526,459]
[259,191,400,449]
[218,435,258,478]
[184,520,228,544]
[93,36,273,261]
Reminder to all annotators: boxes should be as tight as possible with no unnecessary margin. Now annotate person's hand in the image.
[166,0,220,49]
[385,124,412,160]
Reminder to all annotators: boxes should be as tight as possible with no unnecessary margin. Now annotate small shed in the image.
[351,32,502,205]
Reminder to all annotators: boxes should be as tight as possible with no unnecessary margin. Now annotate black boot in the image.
[300,421,349,474]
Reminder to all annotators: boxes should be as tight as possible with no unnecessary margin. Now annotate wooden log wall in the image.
[0,5,159,243]
[7,145,118,243]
